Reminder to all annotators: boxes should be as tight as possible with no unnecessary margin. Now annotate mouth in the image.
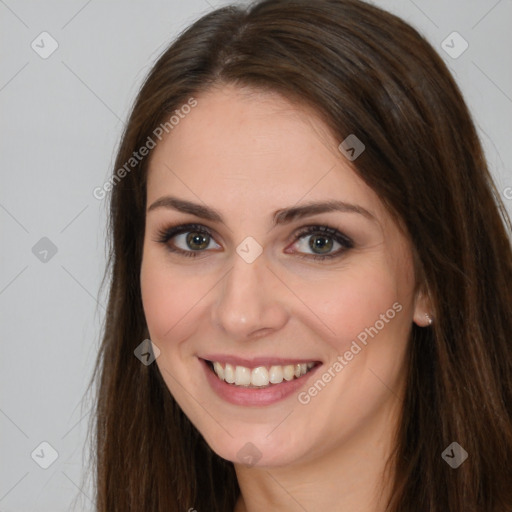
[204,359,319,388]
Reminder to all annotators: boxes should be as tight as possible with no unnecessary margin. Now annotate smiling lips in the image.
[209,361,316,388]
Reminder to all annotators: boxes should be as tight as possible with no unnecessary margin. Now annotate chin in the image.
[199,422,309,468]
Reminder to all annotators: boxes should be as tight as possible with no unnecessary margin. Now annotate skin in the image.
[140,84,431,512]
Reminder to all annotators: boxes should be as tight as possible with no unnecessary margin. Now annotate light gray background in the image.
[1,1,511,510]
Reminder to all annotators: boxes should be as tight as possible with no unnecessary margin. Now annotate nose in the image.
[210,251,289,340]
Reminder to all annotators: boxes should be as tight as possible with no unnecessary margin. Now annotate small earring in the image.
[425,313,433,326]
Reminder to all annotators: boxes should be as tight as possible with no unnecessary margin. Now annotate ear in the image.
[413,287,433,327]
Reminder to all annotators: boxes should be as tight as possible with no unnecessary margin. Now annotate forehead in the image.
[146,85,384,220]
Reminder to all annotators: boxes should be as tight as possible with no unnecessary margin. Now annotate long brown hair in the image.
[89,0,512,510]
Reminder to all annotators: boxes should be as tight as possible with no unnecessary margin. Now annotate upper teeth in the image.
[212,362,315,387]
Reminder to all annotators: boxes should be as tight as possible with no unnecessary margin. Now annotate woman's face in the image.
[140,85,428,468]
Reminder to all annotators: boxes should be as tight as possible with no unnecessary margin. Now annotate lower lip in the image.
[201,359,321,407]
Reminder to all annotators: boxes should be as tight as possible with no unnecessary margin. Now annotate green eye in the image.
[156,223,353,261]
[290,225,354,260]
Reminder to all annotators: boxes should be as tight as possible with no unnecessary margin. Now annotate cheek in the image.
[293,264,406,354]
[140,251,206,344]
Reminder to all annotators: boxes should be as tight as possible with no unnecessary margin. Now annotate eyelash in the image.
[154,223,354,261]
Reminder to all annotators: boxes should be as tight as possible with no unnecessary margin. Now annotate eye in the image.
[154,223,221,257]
[154,222,353,261]
[287,225,354,260]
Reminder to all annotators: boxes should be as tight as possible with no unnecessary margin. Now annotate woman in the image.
[90,0,512,510]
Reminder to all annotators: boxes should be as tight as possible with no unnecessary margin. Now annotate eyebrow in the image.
[146,195,376,225]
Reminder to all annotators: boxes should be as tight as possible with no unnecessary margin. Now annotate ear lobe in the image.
[413,289,434,327]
